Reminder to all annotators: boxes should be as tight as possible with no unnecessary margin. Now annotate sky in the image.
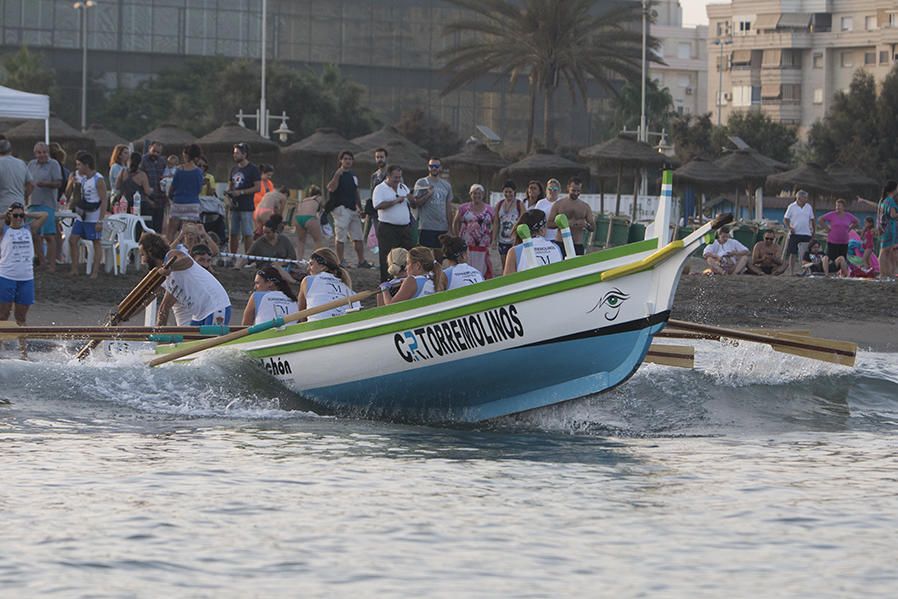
[680,0,713,27]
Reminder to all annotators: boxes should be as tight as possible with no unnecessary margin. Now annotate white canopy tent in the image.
[0,85,50,143]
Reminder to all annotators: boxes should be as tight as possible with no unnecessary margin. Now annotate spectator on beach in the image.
[363,147,389,244]
[253,163,275,211]
[139,141,167,233]
[325,151,370,268]
[225,142,261,268]
[878,180,898,278]
[118,152,152,214]
[453,183,495,279]
[748,231,785,275]
[494,180,524,264]
[48,143,69,206]
[172,221,219,258]
[140,232,231,327]
[373,165,414,281]
[379,246,446,305]
[536,178,560,218]
[803,239,847,277]
[702,228,749,275]
[503,209,563,275]
[26,142,62,270]
[108,144,130,197]
[440,233,484,289]
[861,216,876,269]
[64,151,107,279]
[196,156,225,244]
[161,154,179,194]
[294,184,324,261]
[254,185,286,235]
[547,176,595,256]
[0,138,33,214]
[248,215,296,265]
[297,248,360,321]
[783,189,815,274]
[412,157,453,252]
[0,202,48,355]
[522,179,544,210]
[242,265,298,326]
[166,144,204,240]
[818,198,858,264]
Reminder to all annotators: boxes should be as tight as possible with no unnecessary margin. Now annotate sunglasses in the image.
[256,270,281,282]
[10,213,25,219]
[428,163,441,169]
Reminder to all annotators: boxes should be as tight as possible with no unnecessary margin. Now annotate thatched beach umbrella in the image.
[579,134,668,216]
[498,149,589,195]
[4,115,94,167]
[131,123,196,154]
[714,149,783,220]
[674,157,741,222]
[281,127,368,190]
[765,162,850,198]
[443,140,509,192]
[196,122,279,182]
[352,125,428,158]
[83,123,128,172]
[825,164,880,200]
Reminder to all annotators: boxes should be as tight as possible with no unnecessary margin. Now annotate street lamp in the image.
[73,0,96,132]
[712,36,733,127]
[235,109,293,142]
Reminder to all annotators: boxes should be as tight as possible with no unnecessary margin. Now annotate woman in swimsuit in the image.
[294,184,325,261]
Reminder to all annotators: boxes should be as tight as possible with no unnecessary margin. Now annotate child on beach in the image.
[861,216,875,269]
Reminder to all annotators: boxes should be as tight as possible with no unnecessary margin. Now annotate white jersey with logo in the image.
[252,290,298,325]
[162,253,231,324]
[0,224,35,281]
[75,172,104,222]
[305,272,359,321]
[444,262,484,290]
[514,236,563,271]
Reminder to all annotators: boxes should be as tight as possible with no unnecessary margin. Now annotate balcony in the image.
[761,101,802,124]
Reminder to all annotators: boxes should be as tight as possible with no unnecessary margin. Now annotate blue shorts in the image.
[29,205,57,236]
[229,210,254,237]
[71,219,102,241]
[190,306,231,326]
[0,276,35,305]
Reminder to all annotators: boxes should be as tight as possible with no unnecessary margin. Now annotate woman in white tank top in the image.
[297,248,360,321]
[379,246,447,304]
[439,233,484,290]
[242,265,299,325]
[503,209,563,275]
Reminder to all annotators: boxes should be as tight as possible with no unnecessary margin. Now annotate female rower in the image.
[297,248,359,321]
[0,203,48,353]
[242,265,298,325]
[502,209,563,275]
[439,233,484,289]
[377,247,409,306]
[380,246,446,305]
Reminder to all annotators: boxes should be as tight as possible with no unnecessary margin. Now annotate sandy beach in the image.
[20,258,897,352]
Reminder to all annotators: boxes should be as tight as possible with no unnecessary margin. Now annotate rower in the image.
[297,247,359,321]
[380,246,446,304]
[242,265,298,325]
[502,209,563,275]
[439,233,484,289]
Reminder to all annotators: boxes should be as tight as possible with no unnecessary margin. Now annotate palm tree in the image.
[439,0,656,152]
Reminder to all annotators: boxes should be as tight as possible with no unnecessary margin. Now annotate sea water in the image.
[1,342,897,597]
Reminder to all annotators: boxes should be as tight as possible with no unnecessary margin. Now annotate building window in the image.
[734,16,751,34]
[866,16,877,31]
[881,50,890,64]
[678,74,691,88]
[891,13,898,28]
[783,84,801,101]
[814,89,824,104]
[751,86,761,104]
[677,42,692,60]
[841,52,853,67]
[732,86,753,107]
[813,53,823,68]
[841,16,853,32]
[865,51,876,65]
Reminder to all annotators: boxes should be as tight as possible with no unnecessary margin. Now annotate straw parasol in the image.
[765,162,850,198]
[714,149,785,220]
[673,157,741,222]
[579,134,669,216]
[825,164,880,200]
[281,127,368,190]
[498,149,589,193]
[4,115,95,167]
[351,125,428,158]
[131,123,196,153]
[442,140,509,191]
[196,122,279,182]
[83,123,129,171]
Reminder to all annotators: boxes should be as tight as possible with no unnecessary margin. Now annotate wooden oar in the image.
[645,344,694,368]
[0,323,237,340]
[74,255,177,360]
[149,287,382,367]
[667,319,857,366]
[658,328,812,341]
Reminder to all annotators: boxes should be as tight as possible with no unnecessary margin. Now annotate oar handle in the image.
[554,214,577,260]
[148,287,381,367]
[516,224,537,269]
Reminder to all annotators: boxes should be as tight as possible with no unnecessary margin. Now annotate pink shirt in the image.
[820,211,858,244]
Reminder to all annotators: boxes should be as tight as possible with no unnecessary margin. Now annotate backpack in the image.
[76,173,102,212]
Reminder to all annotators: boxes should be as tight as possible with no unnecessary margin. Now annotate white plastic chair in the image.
[113,213,156,274]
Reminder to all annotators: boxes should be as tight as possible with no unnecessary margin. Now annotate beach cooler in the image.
[590,214,612,249]
[607,215,631,247]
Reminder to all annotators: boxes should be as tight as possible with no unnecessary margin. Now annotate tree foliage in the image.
[395,109,462,157]
[0,46,56,96]
[609,78,676,136]
[718,111,797,164]
[668,113,715,163]
[439,0,655,152]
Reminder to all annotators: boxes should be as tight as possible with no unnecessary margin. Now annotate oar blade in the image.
[645,344,694,369]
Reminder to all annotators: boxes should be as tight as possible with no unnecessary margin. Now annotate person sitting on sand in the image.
[294,184,325,261]
[503,209,563,275]
[379,246,446,305]
[702,228,749,275]
[297,248,359,321]
[802,239,847,277]
[139,233,231,326]
[440,233,484,289]
[748,231,786,275]
[242,265,298,325]
[248,215,296,266]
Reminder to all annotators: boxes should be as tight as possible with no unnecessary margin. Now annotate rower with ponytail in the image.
[380,246,447,304]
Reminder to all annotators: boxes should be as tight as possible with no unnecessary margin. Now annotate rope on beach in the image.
[219,252,308,266]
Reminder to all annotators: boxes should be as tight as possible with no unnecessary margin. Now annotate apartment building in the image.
[650,0,709,117]
[706,0,898,134]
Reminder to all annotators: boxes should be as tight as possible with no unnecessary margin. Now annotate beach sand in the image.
[20,261,898,351]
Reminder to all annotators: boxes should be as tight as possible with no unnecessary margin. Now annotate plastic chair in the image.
[109,213,155,274]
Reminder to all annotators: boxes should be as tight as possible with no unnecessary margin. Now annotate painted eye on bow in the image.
[587,288,630,320]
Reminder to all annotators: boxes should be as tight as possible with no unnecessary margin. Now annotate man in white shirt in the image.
[783,189,815,274]
[373,165,414,281]
[703,228,750,274]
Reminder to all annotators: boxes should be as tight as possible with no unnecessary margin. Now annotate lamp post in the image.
[260,0,268,138]
[235,109,293,142]
[639,0,648,144]
[73,0,96,132]
[712,36,733,127]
